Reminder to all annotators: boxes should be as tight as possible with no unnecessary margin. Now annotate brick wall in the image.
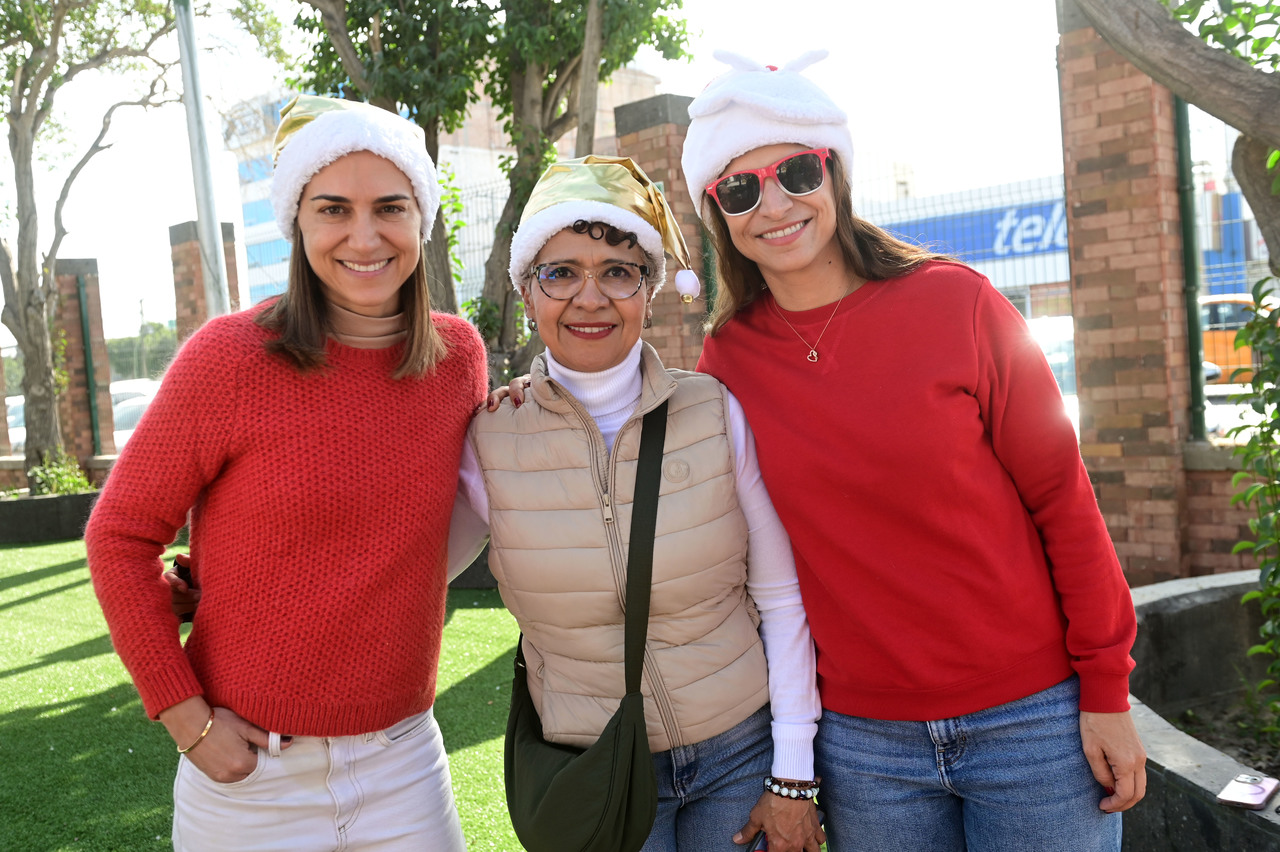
[1059,22,1193,585]
[1186,467,1255,576]
[172,221,240,342]
[54,259,116,483]
[615,95,707,372]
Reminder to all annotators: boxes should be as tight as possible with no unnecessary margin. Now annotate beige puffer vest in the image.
[470,344,769,753]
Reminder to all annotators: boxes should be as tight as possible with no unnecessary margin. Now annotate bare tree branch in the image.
[61,17,177,89]
[45,72,180,288]
[1074,0,1280,149]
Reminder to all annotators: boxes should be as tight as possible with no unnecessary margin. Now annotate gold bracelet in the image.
[177,708,216,755]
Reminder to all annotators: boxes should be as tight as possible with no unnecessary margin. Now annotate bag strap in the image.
[623,400,668,696]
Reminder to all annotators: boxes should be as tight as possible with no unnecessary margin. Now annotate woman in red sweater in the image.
[678,51,1147,850]
[85,95,487,851]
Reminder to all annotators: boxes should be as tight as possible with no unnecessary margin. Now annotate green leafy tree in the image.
[1074,0,1280,275]
[294,0,495,315]
[0,0,179,472]
[2,351,21,396]
[476,0,687,381]
[296,0,688,383]
[106,321,178,380]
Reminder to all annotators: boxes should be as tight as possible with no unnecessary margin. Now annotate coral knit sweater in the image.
[697,260,1136,721]
[86,309,487,736]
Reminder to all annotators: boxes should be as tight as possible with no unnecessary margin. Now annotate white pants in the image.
[172,708,466,851]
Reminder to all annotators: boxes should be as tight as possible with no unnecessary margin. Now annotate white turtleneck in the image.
[544,339,644,453]
[450,340,819,781]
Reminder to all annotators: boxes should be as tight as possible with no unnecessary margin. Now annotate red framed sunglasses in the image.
[705,148,832,216]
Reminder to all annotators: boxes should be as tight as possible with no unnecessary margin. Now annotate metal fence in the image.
[455,178,512,308]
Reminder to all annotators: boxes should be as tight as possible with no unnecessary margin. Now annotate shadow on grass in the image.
[0,576,92,614]
[0,632,115,680]
[443,587,507,628]
[435,640,519,754]
[0,682,174,850]
[0,556,88,594]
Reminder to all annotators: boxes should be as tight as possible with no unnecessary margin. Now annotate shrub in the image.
[26,448,95,496]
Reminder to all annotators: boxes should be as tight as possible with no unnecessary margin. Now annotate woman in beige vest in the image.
[454,156,823,851]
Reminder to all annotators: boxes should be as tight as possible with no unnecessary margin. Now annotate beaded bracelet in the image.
[764,776,820,800]
[177,709,216,755]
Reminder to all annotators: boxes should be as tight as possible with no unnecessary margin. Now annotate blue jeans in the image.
[639,705,772,852]
[815,677,1120,852]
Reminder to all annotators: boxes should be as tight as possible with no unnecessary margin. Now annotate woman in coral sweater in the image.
[678,51,1147,851]
[85,95,486,851]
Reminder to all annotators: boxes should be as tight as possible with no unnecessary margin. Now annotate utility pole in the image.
[174,0,230,319]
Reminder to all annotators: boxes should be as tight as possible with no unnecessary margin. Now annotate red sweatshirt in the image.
[698,261,1135,719]
[86,309,487,736]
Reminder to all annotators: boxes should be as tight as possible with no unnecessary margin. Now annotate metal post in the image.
[174,0,230,319]
[1176,96,1207,442]
[76,275,101,456]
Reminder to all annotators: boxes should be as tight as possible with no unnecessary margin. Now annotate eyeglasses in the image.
[705,148,832,216]
[531,261,649,301]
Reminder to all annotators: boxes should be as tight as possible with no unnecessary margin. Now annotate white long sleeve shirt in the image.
[449,340,819,780]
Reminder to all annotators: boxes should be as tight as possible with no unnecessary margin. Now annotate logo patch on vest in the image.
[664,459,691,482]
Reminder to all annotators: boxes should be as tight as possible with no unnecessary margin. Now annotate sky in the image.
[0,0,1233,346]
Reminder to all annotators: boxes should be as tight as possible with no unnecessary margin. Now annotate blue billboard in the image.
[881,200,1068,264]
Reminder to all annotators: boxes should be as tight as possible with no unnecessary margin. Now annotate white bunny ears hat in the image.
[681,50,855,221]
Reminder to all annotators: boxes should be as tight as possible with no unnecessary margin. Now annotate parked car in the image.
[110,379,160,451]
[1028,315,1226,439]
[1200,294,1262,384]
[5,395,23,455]
[110,378,161,408]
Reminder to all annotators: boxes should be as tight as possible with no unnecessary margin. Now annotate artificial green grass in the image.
[0,541,521,851]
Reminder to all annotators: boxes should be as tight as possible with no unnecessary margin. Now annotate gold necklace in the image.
[769,289,850,363]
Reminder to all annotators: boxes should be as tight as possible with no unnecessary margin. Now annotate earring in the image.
[527,318,538,331]
[643,316,652,329]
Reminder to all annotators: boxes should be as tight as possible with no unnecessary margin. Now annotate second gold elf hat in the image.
[508,155,698,300]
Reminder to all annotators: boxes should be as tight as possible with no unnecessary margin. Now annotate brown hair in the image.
[255,230,448,378]
[703,152,949,335]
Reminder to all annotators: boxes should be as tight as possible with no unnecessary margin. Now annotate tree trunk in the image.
[425,212,458,313]
[6,110,64,472]
[1073,0,1280,150]
[16,291,61,474]
[477,61,557,383]
[421,122,458,314]
[574,0,603,157]
[1232,134,1280,280]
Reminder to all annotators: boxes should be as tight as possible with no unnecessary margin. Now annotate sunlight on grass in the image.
[0,541,521,850]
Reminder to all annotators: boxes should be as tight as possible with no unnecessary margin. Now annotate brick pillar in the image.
[54,259,117,475]
[1058,2,1191,585]
[615,94,707,371]
[172,221,241,342]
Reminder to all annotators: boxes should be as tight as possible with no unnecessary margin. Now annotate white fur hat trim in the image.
[682,49,855,220]
[271,104,440,240]
[508,200,667,294]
